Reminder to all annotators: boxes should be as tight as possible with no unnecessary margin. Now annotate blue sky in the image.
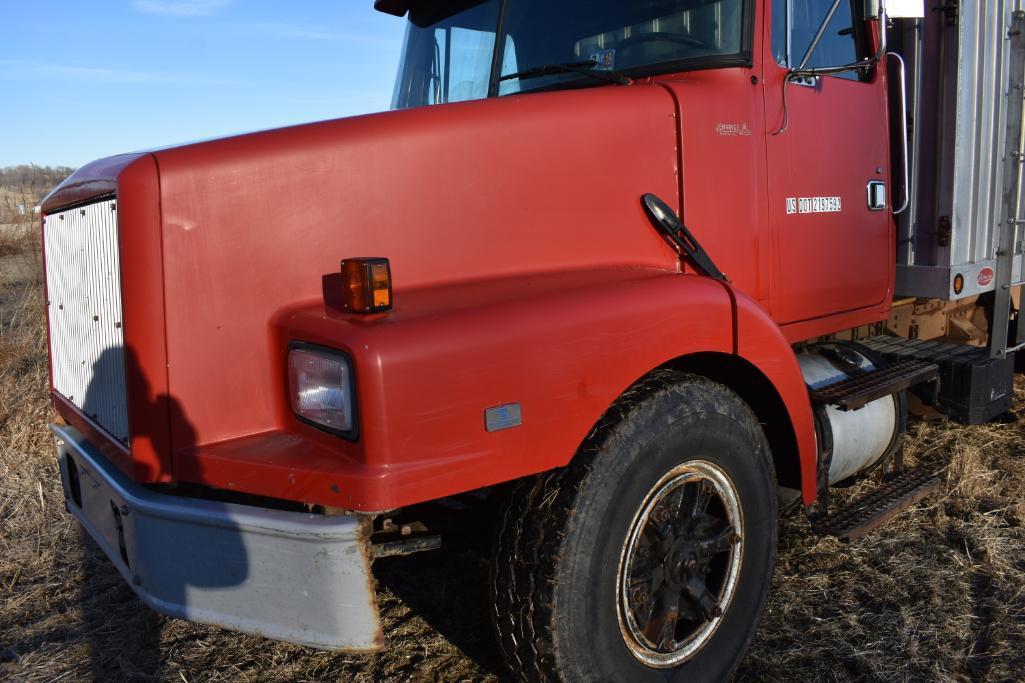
[0,1,406,167]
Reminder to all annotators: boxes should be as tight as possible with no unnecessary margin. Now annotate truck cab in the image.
[41,1,1022,680]
[385,0,895,331]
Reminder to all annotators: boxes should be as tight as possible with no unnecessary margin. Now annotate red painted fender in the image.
[177,270,736,510]
[729,287,818,504]
[175,270,818,511]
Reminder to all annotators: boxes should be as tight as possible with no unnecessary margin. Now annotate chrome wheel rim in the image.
[616,460,744,668]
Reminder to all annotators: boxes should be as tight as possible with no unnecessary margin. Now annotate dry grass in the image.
[736,393,1025,682]
[1,217,1024,681]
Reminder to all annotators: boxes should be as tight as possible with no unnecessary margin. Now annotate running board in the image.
[810,468,941,541]
[809,359,939,411]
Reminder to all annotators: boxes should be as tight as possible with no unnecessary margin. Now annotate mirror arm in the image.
[790,1,888,79]
[790,60,872,79]
[797,0,844,71]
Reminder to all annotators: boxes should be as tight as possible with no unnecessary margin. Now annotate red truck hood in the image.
[46,84,683,482]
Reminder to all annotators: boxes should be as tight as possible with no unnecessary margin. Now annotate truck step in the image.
[810,468,940,541]
[859,336,1016,424]
[809,358,939,410]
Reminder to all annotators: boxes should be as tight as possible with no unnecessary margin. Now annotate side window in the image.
[392,0,505,109]
[772,0,865,81]
[431,27,498,105]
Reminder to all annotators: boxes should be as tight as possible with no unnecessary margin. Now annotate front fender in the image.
[177,269,734,510]
[177,270,818,511]
[730,288,818,504]
[293,269,736,509]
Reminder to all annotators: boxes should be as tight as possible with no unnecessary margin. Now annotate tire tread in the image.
[490,370,773,682]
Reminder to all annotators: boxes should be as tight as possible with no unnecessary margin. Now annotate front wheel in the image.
[491,372,777,682]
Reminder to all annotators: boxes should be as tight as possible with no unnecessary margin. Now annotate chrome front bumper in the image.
[52,423,384,651]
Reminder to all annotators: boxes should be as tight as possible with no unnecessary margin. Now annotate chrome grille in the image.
[44,198,129,444]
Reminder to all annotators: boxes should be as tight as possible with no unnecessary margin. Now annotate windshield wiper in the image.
[498,60,630,86]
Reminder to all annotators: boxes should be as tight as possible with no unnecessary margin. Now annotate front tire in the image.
[490,372,777,682]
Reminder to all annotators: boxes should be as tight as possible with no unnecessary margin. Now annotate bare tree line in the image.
[0,165,75,224]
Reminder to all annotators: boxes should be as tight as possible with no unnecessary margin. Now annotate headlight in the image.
[288,345,355,436]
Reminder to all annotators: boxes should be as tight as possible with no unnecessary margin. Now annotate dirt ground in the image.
[2,224,1024,682]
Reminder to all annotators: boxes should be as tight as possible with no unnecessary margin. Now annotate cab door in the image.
[764,0,892,324]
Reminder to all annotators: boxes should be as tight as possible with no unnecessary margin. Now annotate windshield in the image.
[391,0,749,110]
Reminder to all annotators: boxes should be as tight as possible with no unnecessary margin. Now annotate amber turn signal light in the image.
[953,273,964,296]
[341,258,392,313]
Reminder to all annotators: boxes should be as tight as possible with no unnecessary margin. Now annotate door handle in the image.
[867,181,887,211]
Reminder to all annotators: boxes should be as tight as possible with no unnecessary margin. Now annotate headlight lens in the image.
[288,346,354,434]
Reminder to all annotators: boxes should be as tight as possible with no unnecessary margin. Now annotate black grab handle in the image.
[641,193,728,283]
